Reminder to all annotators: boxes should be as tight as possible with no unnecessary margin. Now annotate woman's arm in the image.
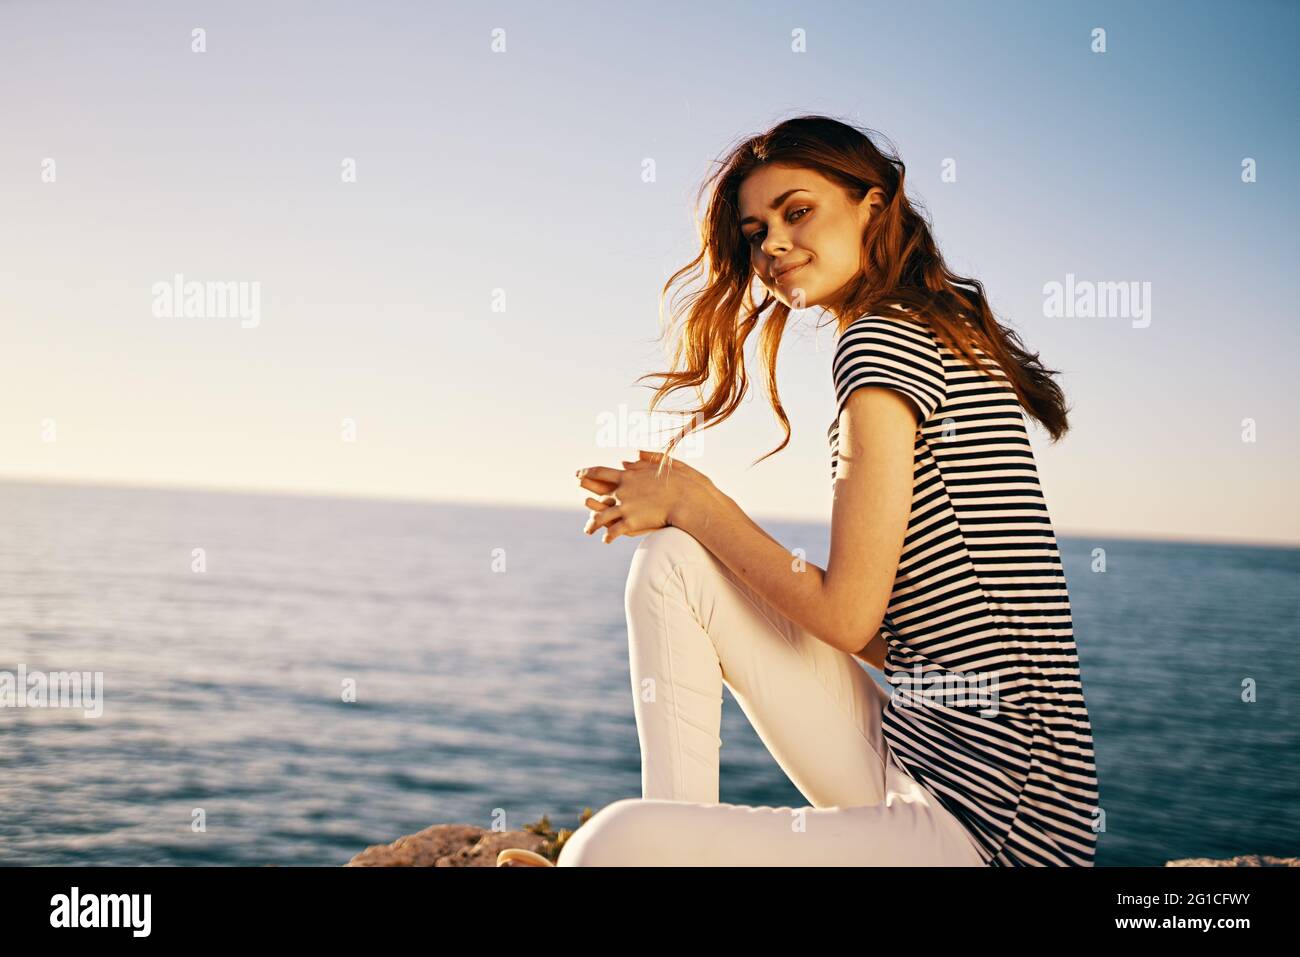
[684,486,888,669]
[676,483,849,651]
[853,628,887,670]
[675,385,918,657]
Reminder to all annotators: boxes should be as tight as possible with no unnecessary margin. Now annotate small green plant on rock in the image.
[523,807,596,863]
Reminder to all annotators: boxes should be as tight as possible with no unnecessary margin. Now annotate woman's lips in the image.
[775,261,809,283]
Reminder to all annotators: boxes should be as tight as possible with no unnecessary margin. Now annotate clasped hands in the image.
[575,449,712,544]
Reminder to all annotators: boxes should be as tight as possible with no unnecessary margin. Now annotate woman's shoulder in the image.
[836,307,936,342]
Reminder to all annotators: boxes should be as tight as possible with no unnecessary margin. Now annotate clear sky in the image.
[2,0,1297,545]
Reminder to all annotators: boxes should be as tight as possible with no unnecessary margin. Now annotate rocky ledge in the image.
[1165,855,1298,866]
[346,812,591,867]
[346,815,1299,867]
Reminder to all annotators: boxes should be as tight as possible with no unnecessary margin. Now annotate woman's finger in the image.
[584,495,615,511]
[585,505,623,536]
[602,518,628,543]
[577,466,622,488]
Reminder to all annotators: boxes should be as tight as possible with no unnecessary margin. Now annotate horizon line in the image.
[1,471,1296,551]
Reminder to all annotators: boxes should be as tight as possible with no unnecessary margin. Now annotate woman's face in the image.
[737,164,885,311]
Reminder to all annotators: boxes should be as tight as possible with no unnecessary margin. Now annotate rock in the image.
[345,823,551,867]
[1165,855,1299,866]
[347,811,594,866]
[355,819,1300,867]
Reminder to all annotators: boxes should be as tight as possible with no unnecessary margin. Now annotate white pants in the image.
[557,526,987,867]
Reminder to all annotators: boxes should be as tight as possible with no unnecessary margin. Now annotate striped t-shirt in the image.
[829,313,1100,866]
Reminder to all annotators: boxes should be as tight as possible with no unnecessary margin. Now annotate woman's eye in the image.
[746,207,811,246]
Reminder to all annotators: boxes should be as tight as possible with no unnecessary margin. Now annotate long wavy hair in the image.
[636,113,1071,476]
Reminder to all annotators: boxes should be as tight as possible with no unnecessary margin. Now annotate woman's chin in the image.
[781,288,819,310]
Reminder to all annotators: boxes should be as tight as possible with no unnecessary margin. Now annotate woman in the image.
[509,114,1100,867]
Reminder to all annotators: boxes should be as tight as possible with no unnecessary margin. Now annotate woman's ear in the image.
[861,186,887,228]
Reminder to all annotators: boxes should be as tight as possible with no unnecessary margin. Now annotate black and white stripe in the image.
[829,314,1100,866]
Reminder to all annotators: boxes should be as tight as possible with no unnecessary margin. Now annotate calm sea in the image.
[1,479,1296,866]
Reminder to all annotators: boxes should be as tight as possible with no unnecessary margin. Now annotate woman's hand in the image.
[575,449,713,544]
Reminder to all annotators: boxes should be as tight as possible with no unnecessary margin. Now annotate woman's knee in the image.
[556,798,650,867]
[625,526,711,607]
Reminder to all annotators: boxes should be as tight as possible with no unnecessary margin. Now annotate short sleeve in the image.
[832,315,947,426]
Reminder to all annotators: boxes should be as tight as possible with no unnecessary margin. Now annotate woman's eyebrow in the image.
[739,188,811,227]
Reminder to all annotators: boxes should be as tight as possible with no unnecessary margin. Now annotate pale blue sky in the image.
[1,0,1297,545]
